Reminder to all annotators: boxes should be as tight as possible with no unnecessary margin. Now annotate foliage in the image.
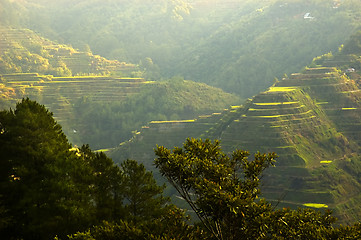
[77,145,124,222]
[120,159,169,224]
[0,45,72,77]
[155,138,277,239]
[342,30,361,55]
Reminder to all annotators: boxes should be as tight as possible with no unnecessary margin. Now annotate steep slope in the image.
[213,67,361,223]
[110,62,361,224]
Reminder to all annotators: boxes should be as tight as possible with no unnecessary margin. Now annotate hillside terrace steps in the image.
[0,73,149,138]
[0,27,36,53]
[273,67,361,146]
[0,26,137,76]
[211,78,359,209]
[321,55,357,68]
[107,63,361,222]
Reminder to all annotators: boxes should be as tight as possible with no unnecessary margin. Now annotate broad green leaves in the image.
[155,138,277,239]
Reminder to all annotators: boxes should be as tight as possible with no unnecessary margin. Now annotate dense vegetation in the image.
[1,101,361,239]
[0,99,177,239]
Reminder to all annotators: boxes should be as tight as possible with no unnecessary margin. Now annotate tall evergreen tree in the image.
[120,159,169,224]
[0,99,93,239]
[78,145,124,222]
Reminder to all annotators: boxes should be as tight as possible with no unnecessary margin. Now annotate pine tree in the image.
[120,159,169,224]
[0,99,93,239]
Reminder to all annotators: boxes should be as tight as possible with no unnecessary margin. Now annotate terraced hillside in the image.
[110,65,361,223]
[0,72,146,142]
[215,67,361,222]
[0,26,137,76]
[112,111,226,170]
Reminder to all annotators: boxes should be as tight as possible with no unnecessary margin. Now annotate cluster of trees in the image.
[1,99,361,239]
[0,99,176,239]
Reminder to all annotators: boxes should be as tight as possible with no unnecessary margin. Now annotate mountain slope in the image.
[110,37,361,223]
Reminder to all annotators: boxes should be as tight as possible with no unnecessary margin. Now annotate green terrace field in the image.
[111,65,361,223]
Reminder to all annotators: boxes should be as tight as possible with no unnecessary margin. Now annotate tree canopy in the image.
[0,99,175,239]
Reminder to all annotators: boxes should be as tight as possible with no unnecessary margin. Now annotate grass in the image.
[95,148,113,152]
[150,119,196,124]
[249,105,304,111]
[303,203,329,208]
[267,87,297,92]
[231,105,242,109]
[252,110,312,118]
[253,101,298,106]
[253,115,282,118]
[320,160,332,164]
[342,108,357,110]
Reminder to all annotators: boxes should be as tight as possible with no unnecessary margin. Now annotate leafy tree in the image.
[68,207,207,240]
[155,138,277,239]
[154,138,354,240]
[68,159,202,240]
[120,159,170,224]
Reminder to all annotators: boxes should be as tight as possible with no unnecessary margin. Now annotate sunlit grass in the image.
[252,110,312,118]
[303,203,328,208]
[231,105,242,109]
[276,146,294,149]
[254,115,281,118]
[267,87,297,92]
[342,107,357,110]
[249,105,304,111]
[95,148,112,152]
[150,119,196,124]
[253,101,298,106]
